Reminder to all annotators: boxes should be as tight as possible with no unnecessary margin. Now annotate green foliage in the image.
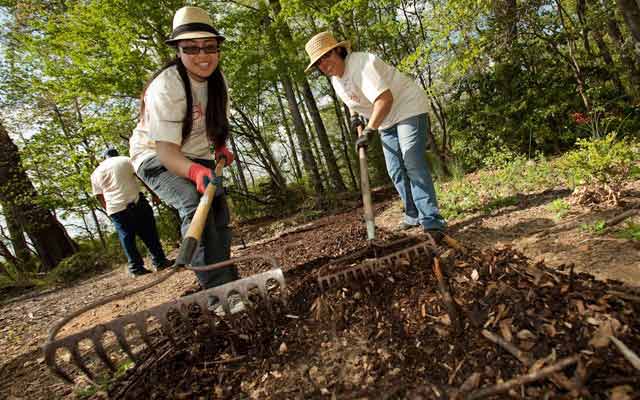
[616,222,640,241]
[45,240,124,285]
[580,220,607,235]
[547,198,571,221]
[438,151,560,219]
[559,134,640,189]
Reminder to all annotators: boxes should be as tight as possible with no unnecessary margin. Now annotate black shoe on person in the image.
[155,258,175,271]
[128,268,153,277]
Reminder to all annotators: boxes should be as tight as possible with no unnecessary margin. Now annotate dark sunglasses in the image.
[179,45,220,55]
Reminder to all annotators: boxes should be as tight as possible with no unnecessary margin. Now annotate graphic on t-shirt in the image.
[341,78,361,104]
[193,104,204,121]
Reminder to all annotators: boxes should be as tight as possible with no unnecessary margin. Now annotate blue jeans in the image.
[380,113,446,231]
[137,156,238,289]
[109,194,169,273]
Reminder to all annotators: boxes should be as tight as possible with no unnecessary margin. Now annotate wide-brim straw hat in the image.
[165,6,225,45]
[304,31,350,73]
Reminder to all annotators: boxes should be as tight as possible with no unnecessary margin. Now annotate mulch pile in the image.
[97,230,639,399]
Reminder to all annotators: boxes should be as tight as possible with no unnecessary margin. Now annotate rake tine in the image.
[134,319,154,350]
[70,345,94,380]
[92,336,116,372]
[44,344,75,384]
[111,325,138,363]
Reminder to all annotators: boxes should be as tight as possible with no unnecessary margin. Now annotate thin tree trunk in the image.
[300,80,347,192]
[228,133,248,193]
[591,29,627,96]
[88,207,105,248]
[281,76,324,199]
[274,83,303,181]
[297,83,329,185]
[327,81,358,190]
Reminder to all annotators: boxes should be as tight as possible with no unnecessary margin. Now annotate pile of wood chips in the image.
[107,241,639,400]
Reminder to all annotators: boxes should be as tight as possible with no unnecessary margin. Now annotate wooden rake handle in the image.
[176,158,226,267]
[357,125,375,241]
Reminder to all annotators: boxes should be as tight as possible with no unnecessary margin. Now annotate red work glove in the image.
[214,145,234,167]
[187,163,213,194]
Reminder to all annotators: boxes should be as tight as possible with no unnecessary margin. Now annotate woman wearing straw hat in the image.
[304,32,446,239]
[129,6,238,290]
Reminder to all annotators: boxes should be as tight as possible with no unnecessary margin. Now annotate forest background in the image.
[0,0,639,291]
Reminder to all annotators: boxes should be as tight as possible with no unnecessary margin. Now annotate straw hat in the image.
[304,31,350,73]
[165,6,225,45]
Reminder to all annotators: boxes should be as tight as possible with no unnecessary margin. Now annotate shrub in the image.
[559,134,639,204]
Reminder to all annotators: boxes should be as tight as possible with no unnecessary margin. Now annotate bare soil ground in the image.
[1,181,638,399]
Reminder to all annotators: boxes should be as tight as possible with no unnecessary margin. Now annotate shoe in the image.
[423,228,445,245]
[395,222,418,232]
[128,268,152,277]
[155,258,175,271]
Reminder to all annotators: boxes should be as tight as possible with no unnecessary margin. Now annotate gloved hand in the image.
[214,145,234,167]
[355,127,377,151]
[350,113,365,131]
[187,163,213,194]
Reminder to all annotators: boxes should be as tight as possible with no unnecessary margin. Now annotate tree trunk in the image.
[274,83,303,182]
[300,80,347,192]
[228,134,248,193]
[616,0,640,43]
[2,204,30,262]
[591,29,628,96]
[0,121,77,271]
[88,206,106,248]
[604,8,640,95]
[327,81,358,190]
[281,76,325,199]
[297,84,329,185]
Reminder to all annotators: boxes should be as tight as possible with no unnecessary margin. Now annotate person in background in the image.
[304,32,446,241]
[91,147,173,277]
[129,6,237,290]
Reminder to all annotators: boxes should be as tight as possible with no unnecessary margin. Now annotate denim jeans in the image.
[110,194,169,273]
[380,113,446,231]
[137,156,238,289]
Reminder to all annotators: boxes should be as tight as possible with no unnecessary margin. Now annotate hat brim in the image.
[304,40,351,73]
[166,31,226,45]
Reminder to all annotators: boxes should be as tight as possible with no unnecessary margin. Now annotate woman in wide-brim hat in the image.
[304,31,447,240]
[130,5,239,291]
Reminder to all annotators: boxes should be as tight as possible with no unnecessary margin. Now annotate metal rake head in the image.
[43,255,285,384]
[318,241,433,291]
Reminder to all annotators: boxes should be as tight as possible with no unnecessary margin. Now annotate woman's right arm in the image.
[156,140,193,178]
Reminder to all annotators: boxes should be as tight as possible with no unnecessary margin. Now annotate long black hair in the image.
[139,58,229,149]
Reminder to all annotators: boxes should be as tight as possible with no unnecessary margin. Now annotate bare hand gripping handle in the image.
[176,157,226,266]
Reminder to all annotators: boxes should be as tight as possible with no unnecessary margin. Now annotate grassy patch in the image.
[547,198,571,220]
[580,220,607,235]
[437,136,638,221]
[616,222,640,241]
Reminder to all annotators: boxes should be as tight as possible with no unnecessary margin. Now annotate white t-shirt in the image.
[331,52,429,130]
[91,156,141,215]
[129,65,215,172]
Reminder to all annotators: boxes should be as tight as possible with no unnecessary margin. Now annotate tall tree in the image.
[0,121,77,271]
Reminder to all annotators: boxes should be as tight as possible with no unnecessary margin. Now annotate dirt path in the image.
[1,181,638,399]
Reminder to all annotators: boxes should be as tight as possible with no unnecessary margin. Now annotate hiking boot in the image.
[155,258,175,271]
[395,222,418,232]
[423,228,445,245]
[128,268,152,277]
